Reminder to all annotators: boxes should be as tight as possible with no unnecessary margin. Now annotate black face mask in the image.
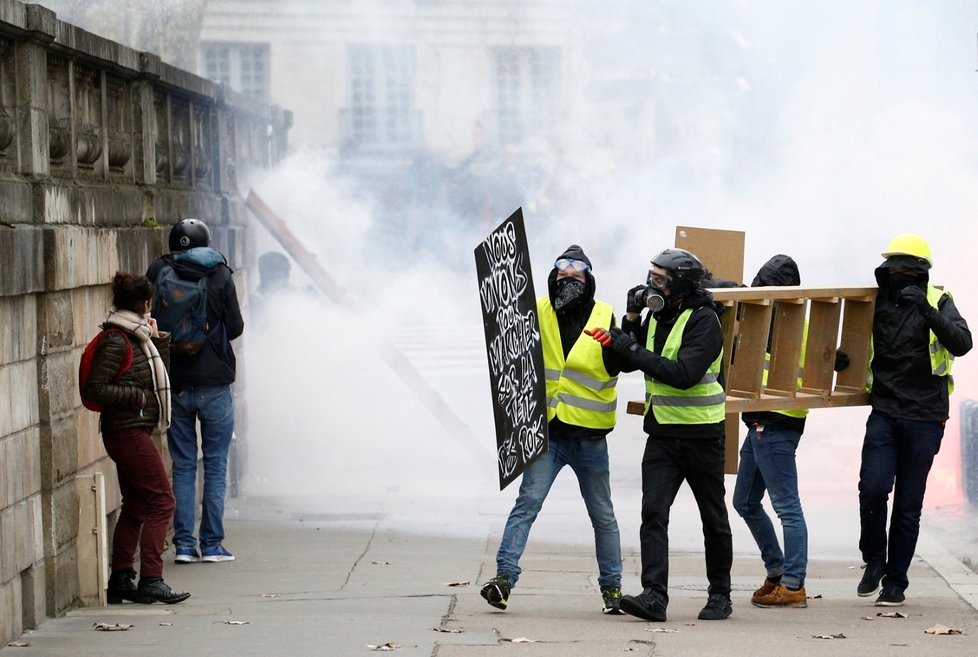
[885,272,925,302]
[553,278,586,312]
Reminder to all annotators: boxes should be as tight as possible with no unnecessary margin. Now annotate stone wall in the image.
[0,0,289,646]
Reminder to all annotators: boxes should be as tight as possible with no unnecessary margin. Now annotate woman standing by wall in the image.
[82,271,190,604]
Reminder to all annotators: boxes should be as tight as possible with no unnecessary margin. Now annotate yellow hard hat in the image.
[881,233,932,267]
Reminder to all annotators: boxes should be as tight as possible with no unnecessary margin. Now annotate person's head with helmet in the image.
[875,233,931,303]
[548,244,596,314]
[645,248,707,317]
[168,218,211,252]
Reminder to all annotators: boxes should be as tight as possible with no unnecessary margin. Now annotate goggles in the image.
[555,258,590,273]
[647,271,671,288]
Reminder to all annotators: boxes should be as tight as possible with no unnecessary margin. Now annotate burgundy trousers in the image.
[102,426,175,578]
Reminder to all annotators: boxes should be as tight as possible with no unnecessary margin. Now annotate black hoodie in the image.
[869,257,971,421]
[742,255,806,432]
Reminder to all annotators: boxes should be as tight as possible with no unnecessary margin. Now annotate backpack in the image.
[79,328,133,412]
[153,264,210,355]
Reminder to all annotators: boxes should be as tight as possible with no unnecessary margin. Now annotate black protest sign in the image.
[474,209,548,490]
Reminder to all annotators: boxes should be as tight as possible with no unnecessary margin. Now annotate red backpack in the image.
[78,328,133,412]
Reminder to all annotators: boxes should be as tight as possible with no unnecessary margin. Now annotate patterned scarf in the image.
[104,309,171,428]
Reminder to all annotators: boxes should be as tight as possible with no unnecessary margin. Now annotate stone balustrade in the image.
[0,0,290,645]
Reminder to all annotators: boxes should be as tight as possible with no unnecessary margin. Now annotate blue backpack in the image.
[153,264,210,355]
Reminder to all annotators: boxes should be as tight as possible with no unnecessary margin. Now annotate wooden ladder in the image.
[627,286,877,472]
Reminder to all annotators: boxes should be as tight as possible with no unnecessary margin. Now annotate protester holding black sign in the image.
[591,247,733,623]
[481,244,625,615]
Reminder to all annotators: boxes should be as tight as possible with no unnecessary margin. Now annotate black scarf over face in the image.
[548,269,596,357]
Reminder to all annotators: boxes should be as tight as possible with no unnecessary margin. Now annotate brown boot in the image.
[751,584,807,608]
[750,577,780,604]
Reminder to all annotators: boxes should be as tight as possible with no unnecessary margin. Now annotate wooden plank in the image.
[799,298,841,395]
[765,300,806,396]
[836,295,876,393]
[726,300,771,397]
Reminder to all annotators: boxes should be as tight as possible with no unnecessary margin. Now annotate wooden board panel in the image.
[675,226,745,284]
[766,300,806,396]
[800,298,842,395]
[726,300,771,397]
[836,295,876,392]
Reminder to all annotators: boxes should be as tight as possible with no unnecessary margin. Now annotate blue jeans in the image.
[733,424,807,589]
[858,410,943,592]
[495,437,622,589]
[168,385,234,552]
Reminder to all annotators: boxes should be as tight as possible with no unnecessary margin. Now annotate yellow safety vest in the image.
[644,308,725,424]
[866,285,955,394]
[538,297,618,429]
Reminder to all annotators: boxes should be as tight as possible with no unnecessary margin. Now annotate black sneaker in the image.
[135,577,191,604]
[601,586,623,615]
[619,589,667,622]
[480,575,511,610]
[874,586,905,607]
[697,593,732,621]
[857,562,886,597]
[106,569,137,604]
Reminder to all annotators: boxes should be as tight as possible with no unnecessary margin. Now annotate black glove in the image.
[626,284,646,314]
[898,286,930,312]
[608,326,639,356]
[834,350,850,372]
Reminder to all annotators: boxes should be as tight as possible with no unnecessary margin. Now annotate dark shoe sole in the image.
[697,609,732,620]
[751,599,807,609]
[106,593,138,605]
[602,607,623,615]
[619,597,666,622]
[135,592,191,605]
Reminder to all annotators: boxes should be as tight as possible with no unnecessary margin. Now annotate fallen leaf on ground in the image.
[812,633,846,640]
[861,616,875,621]
[432,627,463,633]
[370,561,392,565]
[647,627,678,633]
[159,623,173,627]
[925,624,963,635]
[224,620,250,625]
[6,641,31,647]
[93,623,133,631]
[505,637,537,643]
[443,581,470,587]
[877,611,908,619]
[367,642,401,650]
[260,593,279,598]
[809,594,822,599]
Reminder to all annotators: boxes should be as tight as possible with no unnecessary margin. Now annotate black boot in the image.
[135,577,191,604]
[106,569,138,604]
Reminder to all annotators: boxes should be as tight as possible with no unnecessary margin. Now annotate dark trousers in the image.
[102,427,176,579]
[640,436,733,603]
[858,410,944,592]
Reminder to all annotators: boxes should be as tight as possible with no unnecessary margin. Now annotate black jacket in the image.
[870,263,971,422]
[147,250,244,388]
[620,288,725,439]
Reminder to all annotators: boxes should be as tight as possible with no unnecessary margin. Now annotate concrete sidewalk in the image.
[4,495,978,656]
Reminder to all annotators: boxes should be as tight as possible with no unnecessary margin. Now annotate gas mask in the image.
[641,285,666,312]
[553,277,586,312]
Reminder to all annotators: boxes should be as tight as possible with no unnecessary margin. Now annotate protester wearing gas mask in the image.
[589,248,733,623]
[481,244,626,616]
[857,234,971,607]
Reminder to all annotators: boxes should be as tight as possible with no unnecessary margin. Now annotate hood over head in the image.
[752,255,800,287]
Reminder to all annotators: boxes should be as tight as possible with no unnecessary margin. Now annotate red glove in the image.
[584,327,612,346]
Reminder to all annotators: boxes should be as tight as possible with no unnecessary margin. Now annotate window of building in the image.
[344,44,417,149]
[200,43,270,101]
[492,47,561,146]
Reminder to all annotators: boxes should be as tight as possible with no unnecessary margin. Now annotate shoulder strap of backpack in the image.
[101,328,134,381]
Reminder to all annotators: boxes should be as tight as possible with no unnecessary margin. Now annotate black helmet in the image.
[651,248,705,281]
[169,218,211,251]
